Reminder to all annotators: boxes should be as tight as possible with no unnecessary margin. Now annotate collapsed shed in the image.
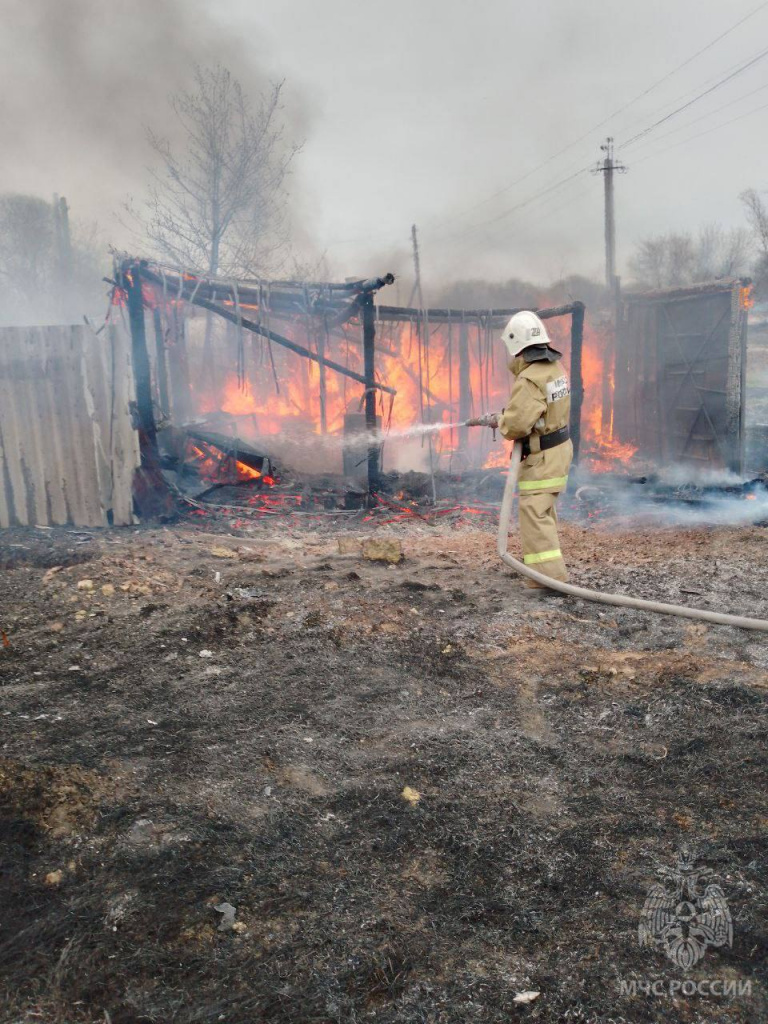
[0,257,757,531]
[113,258,587,497]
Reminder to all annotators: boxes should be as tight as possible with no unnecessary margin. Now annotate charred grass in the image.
[0,522,766,1023]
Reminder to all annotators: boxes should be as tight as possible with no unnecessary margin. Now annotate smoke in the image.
[0,0,309,250]
[571,468,768,529]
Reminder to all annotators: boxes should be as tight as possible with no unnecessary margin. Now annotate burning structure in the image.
[2,263,767,1024]
[111,258,590,500]
[0,257,757,528]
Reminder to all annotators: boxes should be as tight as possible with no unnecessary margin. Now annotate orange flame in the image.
[174,298,638,476]
[187,440,266,484]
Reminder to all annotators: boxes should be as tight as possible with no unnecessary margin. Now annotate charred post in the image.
[121,262,175,519]
[167,307,192,424]
[458,318,471,452]
[569,301,585,465]
[124,264,157,452]
[725,279,749,473]
[361,291,380,498]
[152,308,170,420]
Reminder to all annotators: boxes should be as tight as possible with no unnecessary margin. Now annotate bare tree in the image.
[628,236,669,291]
[741,188,768,259]
[629,226,751,290]
[740,188,768,294]
[138,65,299,279]
[693,224,752,281]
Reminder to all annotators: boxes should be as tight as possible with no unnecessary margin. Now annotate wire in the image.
[427,0,768,232]
[623,80,768,152]
[607,0,768,127]
[631,96,768,167]
[457,178,598,258]
[431,165,592,244]
[620,43,768,148]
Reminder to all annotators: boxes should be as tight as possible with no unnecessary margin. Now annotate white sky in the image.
[3,0,768,289]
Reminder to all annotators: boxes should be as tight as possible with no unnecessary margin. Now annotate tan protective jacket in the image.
[499,356,573,495]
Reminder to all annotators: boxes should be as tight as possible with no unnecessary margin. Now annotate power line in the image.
[427,0,768,232]
[619,43,768,148]
[631,96,768,167]
[461,100,768,267]
[613,39,768,143]
[431,166,592,244]
[623,79,768,152]
[443,173,598,259]
[604,0,768,126]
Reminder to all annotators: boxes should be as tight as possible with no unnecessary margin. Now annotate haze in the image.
[3,0,766,290]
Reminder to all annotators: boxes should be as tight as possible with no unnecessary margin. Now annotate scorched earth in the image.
[0,512,766,1023]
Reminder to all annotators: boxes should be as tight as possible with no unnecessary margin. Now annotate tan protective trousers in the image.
[519,490,568,585]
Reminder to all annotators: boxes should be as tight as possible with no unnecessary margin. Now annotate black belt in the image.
[522,425,570,458]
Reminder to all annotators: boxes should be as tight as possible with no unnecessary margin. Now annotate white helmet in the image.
[500,310,551,359]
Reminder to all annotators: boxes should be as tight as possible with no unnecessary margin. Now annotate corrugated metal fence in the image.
[0,324,139,527]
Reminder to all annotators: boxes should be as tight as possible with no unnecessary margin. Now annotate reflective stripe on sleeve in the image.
[518,476,568,491]
[524,549,562,565]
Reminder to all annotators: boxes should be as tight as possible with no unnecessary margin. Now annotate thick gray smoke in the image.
[0,0,308,248]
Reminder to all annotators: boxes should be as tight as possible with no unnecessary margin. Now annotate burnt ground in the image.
[0,508,767,1024]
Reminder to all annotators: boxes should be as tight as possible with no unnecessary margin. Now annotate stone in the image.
[361,539,404,564]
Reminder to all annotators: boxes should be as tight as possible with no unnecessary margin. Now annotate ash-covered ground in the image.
[0,507,766,1023]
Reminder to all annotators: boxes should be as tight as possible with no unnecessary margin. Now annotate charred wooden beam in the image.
[725,280,748,474]
[123,266,157,451]
[376,302,579,325]
[138,266,397,397]
[152,308,170,419]
[234,272,394,293]
[361,292,380,497]
[625,277,751,304]
[130,264,394,324]
[185,428,268,471]
[120,263,176,519]
[458,319,471,451]
[569,301,585,465]
[167,306,192,423]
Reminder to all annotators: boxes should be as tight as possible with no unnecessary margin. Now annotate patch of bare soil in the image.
[0,514,766,1023]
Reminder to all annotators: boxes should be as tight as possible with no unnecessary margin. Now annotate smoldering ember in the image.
[1,6,768,1024]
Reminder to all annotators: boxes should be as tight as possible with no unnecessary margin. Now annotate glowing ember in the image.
[186,439,270,485]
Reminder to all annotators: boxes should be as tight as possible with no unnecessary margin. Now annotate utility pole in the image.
[593,139,627,435]
[592,138,627,290]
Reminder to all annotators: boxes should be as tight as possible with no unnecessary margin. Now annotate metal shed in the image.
[614,279,750,472]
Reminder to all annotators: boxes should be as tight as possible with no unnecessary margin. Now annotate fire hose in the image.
[488,434,768,632]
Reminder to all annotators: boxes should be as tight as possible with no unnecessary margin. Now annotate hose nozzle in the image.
[465,412,499,429]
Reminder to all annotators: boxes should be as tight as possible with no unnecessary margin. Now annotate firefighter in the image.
[497,311,572,588]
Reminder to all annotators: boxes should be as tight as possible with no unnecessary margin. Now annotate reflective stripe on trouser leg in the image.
[518,491,567,582]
